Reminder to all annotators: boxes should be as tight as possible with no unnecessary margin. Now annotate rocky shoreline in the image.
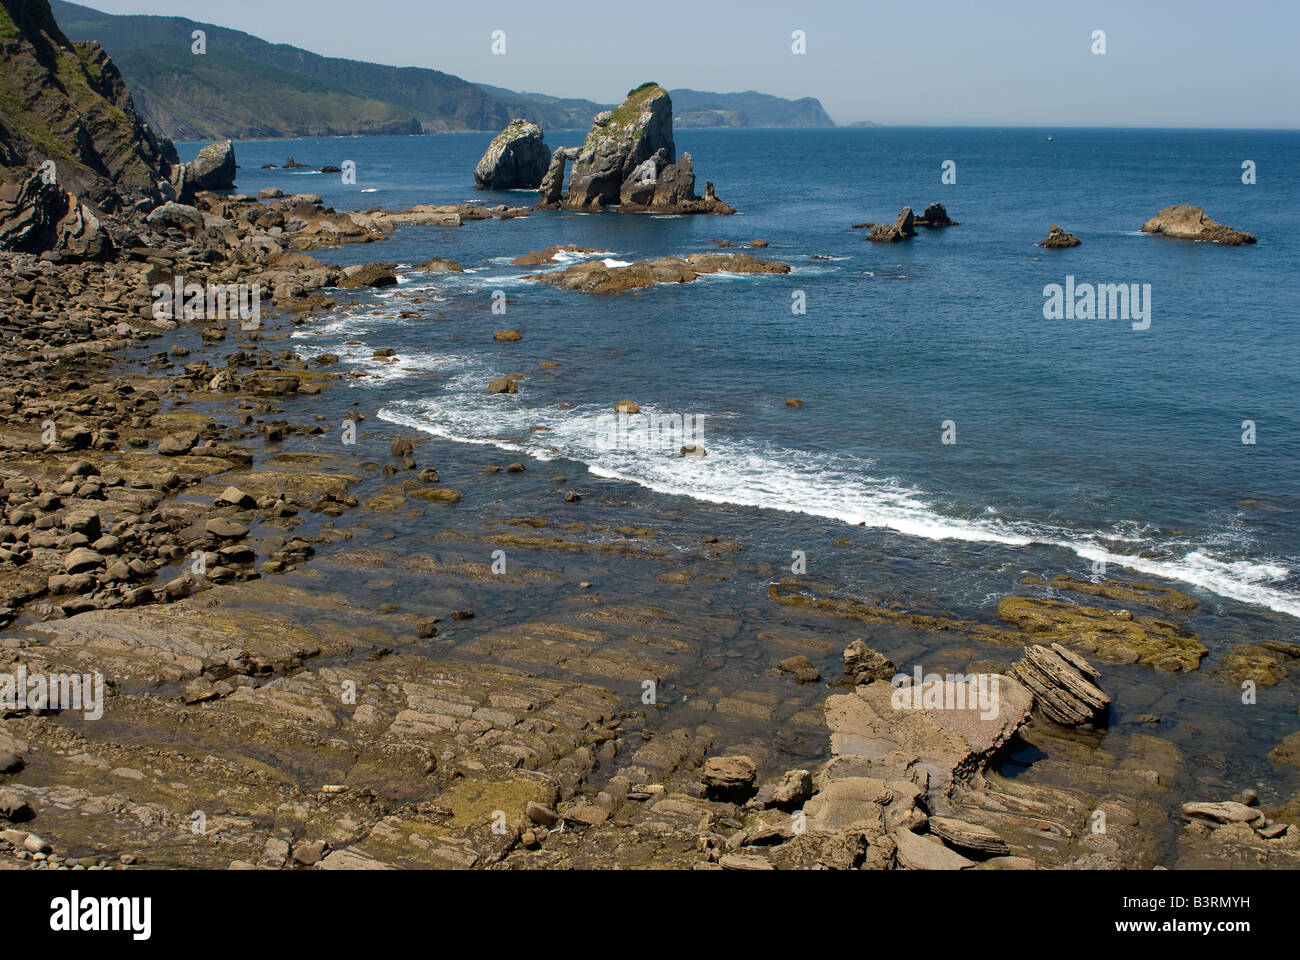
[0,221,1297,869]
[0,0,1293,873]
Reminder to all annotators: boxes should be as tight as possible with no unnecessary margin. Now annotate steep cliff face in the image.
[0,0,176,208]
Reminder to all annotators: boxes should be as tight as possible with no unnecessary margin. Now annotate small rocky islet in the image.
[0,0,1291,873]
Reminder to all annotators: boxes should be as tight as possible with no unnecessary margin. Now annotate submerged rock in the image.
[474,120,550,190]
[510,243,599,265]
[1140,205,1255,245]
[526,252,789,294]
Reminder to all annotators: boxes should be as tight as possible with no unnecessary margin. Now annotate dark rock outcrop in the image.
[1038,224,1081,248]
[1140,205,1255,245]
[0,171,113,262]
[915,202,957,227]
[474,120,550,189]
[0,0,177,208]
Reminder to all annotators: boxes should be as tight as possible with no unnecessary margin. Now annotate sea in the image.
[176,127,1300,627]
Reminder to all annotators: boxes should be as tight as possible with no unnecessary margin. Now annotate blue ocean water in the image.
[181,127,1300,621]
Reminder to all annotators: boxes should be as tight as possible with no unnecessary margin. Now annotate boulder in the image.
[702,755,757,802]
[0,789,33,823]
[894,828,975,870]
[186,140,237,192]
[1140,205,1255,245]
[769,770,814,810]
[1181,801,1264,825]
[566,83,676,209]
[146,201,205,232]
[338,262,397,288]
[843,639,895,684]
[1010,643,1110,728]
[1038,224,1081,248]
[63,547,103,574]
[474,120,550,189]
[157,430,199,455]
[488,376,519,395]
[205,517,248,539]
[414,258,463,274]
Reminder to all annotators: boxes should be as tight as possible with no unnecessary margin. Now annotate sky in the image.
[68,0,1300,127]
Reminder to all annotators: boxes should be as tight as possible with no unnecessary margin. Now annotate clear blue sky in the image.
[72,0,1299,127]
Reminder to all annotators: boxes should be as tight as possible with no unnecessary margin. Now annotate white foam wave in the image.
[373,392,1300,620]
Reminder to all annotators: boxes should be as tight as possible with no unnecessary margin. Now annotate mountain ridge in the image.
[50,1,836,140]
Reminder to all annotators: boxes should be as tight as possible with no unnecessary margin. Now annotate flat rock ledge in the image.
[1140,204,1255,245]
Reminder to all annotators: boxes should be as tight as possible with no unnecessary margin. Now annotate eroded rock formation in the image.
[543,83,733,214]
[474,120,550,190]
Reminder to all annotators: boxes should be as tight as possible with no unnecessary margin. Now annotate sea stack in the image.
[867,206,916,242]
[474,120,550,190]
[555,82,734,214]
[1038,224,1081,248]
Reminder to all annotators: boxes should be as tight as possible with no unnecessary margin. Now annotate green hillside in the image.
[50,1,836,141]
